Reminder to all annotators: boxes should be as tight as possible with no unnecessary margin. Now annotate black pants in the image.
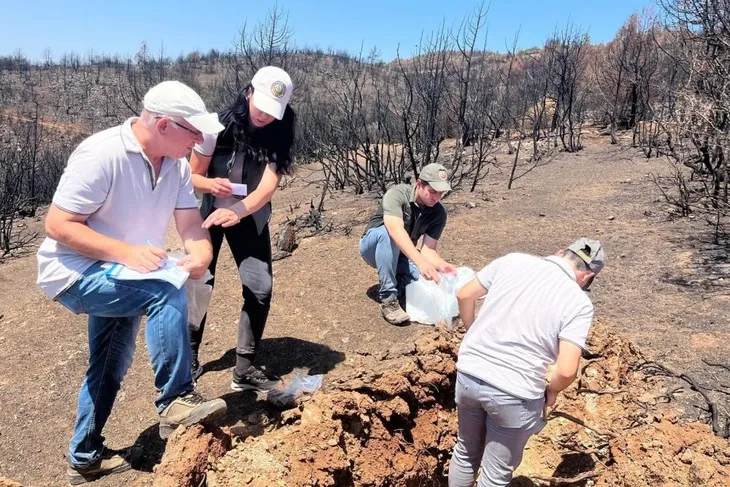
[189,215,272,363]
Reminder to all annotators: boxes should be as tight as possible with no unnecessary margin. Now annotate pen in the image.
[145,238,167,266]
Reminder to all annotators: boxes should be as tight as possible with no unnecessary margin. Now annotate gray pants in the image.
[448,371,546,487]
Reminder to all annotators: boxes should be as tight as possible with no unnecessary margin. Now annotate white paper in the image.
[103,256,190,289]
[231,183,248,196]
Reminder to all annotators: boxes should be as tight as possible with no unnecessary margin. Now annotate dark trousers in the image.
[189,215,272,364]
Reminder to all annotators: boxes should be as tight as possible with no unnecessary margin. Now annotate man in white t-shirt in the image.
[36,81,228,485]
[448,238,605,487]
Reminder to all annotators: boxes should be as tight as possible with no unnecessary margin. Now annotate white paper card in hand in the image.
[231,183,248,196]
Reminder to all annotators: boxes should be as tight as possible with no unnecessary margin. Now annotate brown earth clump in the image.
[151,425,231,487]
[147,323,730,487]
[517,321,730,486]
[204,331,459,487]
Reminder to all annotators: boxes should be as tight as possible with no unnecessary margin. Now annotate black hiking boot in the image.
[231,365,282,392]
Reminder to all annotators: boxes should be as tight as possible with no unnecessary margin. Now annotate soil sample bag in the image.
[267,373,325,408]
[186,270,213,330]
[406,267,475,326]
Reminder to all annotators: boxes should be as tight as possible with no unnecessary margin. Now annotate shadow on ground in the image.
[132,336,345,471]
[201,335,346,378]
[510,477,539,486]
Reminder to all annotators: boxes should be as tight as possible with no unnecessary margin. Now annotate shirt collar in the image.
[120,117,179,180]
[120,118,142,153]
[544,255,577,282]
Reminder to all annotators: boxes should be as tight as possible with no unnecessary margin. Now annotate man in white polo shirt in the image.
[448,238,605,487]
[37,81,228,485]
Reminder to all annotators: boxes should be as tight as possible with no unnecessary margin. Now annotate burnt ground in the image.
[139,321,730,487]
[1,131,729,486]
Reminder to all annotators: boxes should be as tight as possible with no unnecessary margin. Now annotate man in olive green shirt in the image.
[359,163,456,324]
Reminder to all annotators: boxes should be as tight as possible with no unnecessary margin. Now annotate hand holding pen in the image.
[145,238,169,266]
[120,238,169,273]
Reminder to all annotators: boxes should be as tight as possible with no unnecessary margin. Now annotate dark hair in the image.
[218,83,296,175]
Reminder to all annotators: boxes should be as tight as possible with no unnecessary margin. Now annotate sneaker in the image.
[231,365,282,392]
[191,358,203,383]
[158,391,227,439]
[380,295,410,325]
[66,446,141,485]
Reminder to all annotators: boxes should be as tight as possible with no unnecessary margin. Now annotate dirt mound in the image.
[205,332,459,487]
[151,425,230,487]
[517,321,730,486]
[145,324,730,487]
[140,331,458,487]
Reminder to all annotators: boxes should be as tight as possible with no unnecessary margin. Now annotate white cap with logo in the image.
[251,66,293,120]
[143,81,225,134]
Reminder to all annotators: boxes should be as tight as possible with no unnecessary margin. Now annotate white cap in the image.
[143,81,225,134]
[251,66,293,120]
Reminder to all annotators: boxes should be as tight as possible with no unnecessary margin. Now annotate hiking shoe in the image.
[191,358,203,383]
[66,446,141,485]
[158,391,227,439]
[381,295,410,325]
[231,365,282,392]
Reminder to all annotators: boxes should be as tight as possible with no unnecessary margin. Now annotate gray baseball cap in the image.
[568,238,605,273]
[419,163,451,192]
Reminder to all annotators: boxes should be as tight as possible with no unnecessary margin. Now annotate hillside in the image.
[1,132,729,485]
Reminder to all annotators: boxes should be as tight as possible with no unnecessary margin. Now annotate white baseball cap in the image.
[251,66,293,120]
[143,81,225,134]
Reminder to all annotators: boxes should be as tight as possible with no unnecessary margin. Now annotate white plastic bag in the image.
[406,267,475,326]
[267,373,324,408]
[186,270,213,330]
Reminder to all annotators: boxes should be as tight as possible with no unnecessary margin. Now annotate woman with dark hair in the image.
[189,66,295,392]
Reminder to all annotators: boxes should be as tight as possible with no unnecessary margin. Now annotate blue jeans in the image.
[56,262,193,467]
[448,372,546,487]
[359,225,420,300]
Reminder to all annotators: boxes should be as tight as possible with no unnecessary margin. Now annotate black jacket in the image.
[200,103,295,234]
